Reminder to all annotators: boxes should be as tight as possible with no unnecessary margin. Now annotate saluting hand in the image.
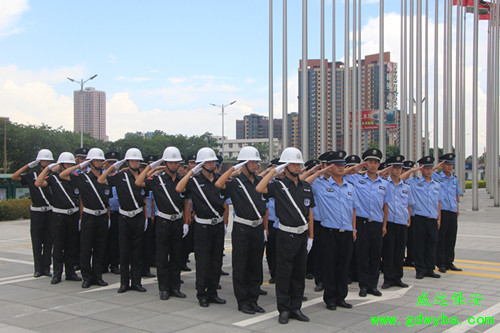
[28,160,40,168]
[191,161,205,174]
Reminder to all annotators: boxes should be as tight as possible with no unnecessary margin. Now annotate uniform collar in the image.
[362,172,383,183]
[327,176,347,187]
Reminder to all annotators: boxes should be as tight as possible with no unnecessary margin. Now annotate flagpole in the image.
[416,0,423,160]
[344,0,350,154]
[282,0,288,149]
[379,0,385,156]
[425,0,429,156]
[331,0,336,150]
[447,0,453,153]
[409,0,414,161]
[269,0,274,160]
[352,0,358,155]
[433,0,439,164]
[402,0,408,157]
[320,0,326,154]
[302,0,309,159]
[358,0,362,154]
[455,0,462,187]
[494,0,500,206]
[472,0,479,210]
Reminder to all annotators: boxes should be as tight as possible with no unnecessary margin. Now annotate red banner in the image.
[350,110,397,130]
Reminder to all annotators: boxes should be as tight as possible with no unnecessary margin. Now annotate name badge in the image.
[348,192,352,196]
[326,188,334,192]
[402,190,408,194]
[379,186,385,190]
[417,183,424,187]
[359,180,366,184]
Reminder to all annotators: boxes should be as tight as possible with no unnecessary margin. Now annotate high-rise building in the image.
[235,113,299,145]
[73,87,107,141]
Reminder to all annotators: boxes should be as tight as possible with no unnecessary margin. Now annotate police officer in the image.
[433,154,463,273]
[215,146,268,315]
[74,148,89,166]
[176,147,227,307]
[381,155,414,289]
[136,147,188,300]
[98,148,147,293]
[180,154,197,272]
[402,160,416,267]
[12,149,54,278]
[142,154,158,278]
[103,151,121,275]
[306,150,357,310]
[59,148,110,288]
[345,149,392,297]
[256,147,314,325]
[344,154,361,284]
[407,156,442,279]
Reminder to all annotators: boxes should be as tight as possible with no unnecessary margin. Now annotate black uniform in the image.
[266,176,315,314]
[70,170,110,284]
[145,172,186,293]
[108,170,146,288]
[185,172,226,302]
[225,173,267,310]
[21,172,53,276]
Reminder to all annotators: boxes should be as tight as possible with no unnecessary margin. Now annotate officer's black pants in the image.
[436,210,458,269]
[51,212,79,278]
[193,222,224,301]
[119,212,145,287]
[307,220,323,285]
[232,222,264,307]
[30,210,52,274]
[181,223,194,264]
[80,213,108,282]
[321,227,353,305]
[156,217,183,292]
[382,222,407,283]
[105,211,120,269]
[275,229,307,313]
[265,225,277,279]
[405,222,415,263]
[355,218,383,290]
[142,217,154,274]
[413,215,438,275]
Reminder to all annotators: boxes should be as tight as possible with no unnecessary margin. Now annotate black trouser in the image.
[30,210,52,274]
[119,212,145,287]
[322,227,353,305]
[156,217,183,292]
[405,221,415,263]
[307,220,323,286]
[80,213,108,282]
[105,211,120,269]
[193,221,224,301]
[142,217,154,274]
[276,229,308,313]
[51,212,79,279]
[413,215,438,275]
[266,224,277,279]
[181,223,194,264]
[355,217,383,290]
[382,222,408,284]
[436,210,458,269]
[232,222,264,307]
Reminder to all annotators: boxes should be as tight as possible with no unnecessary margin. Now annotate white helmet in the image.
[87,148,105,160]
[162,146,183,162]
[36,149,54,161]
[196,147,218,163]
[237,146,261,162]
[279,147,304,164]
[124,148,143,161]
[57,152,76,164]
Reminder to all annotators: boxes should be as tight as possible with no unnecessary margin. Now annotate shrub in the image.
[0,198,31,221]
[465,180,486,189]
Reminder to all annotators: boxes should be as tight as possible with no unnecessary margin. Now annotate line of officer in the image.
[306,150,357,311]
[176,147,227,308]
[215,146,268,315]
[180,154,196,272]
[35,152,82,284]
[60,148,110,288]
[103,151,121,275]
[402,160,416,267]
[12,149,54,278]
[256,147,314,325]
[142,154,158,279]
[345,154,361,285]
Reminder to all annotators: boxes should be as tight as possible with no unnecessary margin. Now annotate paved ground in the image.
[1,188,499,333]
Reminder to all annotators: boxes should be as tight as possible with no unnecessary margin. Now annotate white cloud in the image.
[107,54,117,64]
[0,0,29,38]
[115,75,151,82]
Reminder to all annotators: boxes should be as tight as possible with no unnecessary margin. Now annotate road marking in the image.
[454,264,500,273]
[403,267,500,279]
[458,234,500,239]
[455,259,500,267]
[442,301,500,332]
[0,257,33,265]
[0,273,33,282]
[0,276,49,286]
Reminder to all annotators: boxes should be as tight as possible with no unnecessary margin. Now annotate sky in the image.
[0,0,493,156]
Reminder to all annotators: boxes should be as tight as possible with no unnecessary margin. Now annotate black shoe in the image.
[82,280,92,288]
[403,260,414,267]
[302,296,308,301]
[425,271,441,278]
[34,271,42,278]
[95,279,108,286]
[66,274,82,281]
[199,299,209,307]
[326,303,337,310]
[160,291,169,300]
[251,302,265,313]
[208,296,226,304]
[118,285,129,293]
[51,277,61,285]
[220,270,229,276]
[131,284,147,292]
[336,300,353,309]
[367,288,382,296]
[438,266,447,273]
[74,265,81,271]
[347,277,352,284]
[359,288,367,297]
[42,271,52,277]
[448,264,462,271]
[381,281,392,289]
[110,265,120,274]
[269,277,275,284]
[278,311,290,324]
[239,303,255,314]
[259,288,267,295]
[290,309,310,322]
[416,273,424,279]
[180,279,184,284]
[180,264,192,272]
[314,282,324,292]
[395,280,409,288]
[142,271,156,278]
[305,273,314,280]
[217,284,221,290]
[170,290,186,298]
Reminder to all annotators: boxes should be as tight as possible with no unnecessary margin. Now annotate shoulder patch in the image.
[147,177,153,180]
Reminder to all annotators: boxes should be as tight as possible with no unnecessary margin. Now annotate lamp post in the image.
[210,101,236,159]
[67,74,98,148]
[0,117,8,174]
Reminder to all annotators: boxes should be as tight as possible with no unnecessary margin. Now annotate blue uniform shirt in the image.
[387,177,415,225]
[146,190,156,219]
[266,197,279,229]
[345,173,393,223]
[432,171,462,212]
[407,176,441,219]
[109,186,120,212]
[311,176,357,230]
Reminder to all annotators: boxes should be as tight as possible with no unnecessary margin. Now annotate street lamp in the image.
[67,74,98,148]
[0,117,8,174]
[210,101,236,159]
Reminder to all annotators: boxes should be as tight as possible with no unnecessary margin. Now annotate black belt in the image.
[324,227,352,233]
[356,216,380,223]
[415,214,437,220]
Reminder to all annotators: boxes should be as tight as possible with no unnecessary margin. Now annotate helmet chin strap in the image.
[285,166,299,178]
[202,166,215,173]
[90,160,102,171]
[127,161,140,172]
[244,163,255,176]
[167,166,177,174]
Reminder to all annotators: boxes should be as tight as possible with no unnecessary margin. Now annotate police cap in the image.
[362,148,383,161]
[105,151,120,162]
[386,155,405,166]
[439,153,456,165]
[417,155,435,167]
[317,152,331,164]
[145,155,158,164]
[304,159,320,171]
[345,155,361,166]
[403,160,415,170]
[74,147,89,158]
[327,150,347,165]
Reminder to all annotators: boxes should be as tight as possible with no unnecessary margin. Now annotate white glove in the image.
[307,238,313,253]
[80,160,91,169]
[150,159,163,169]
[233,160,248,171]
[183,224,189,238]
[78,219,81,231]
[275,162,290,174]
[113,159,126,170]
[108,219,111,229]
[47,163,58,170]
[144,218,148,231]
[191,161,205,174]
[28,160,40,168]
[264,230,268,242]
